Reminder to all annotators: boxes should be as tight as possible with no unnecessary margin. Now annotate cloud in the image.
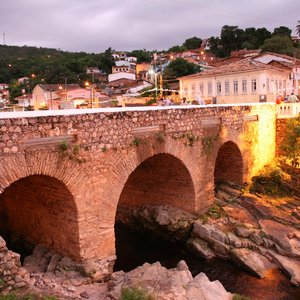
[0,0,299,52]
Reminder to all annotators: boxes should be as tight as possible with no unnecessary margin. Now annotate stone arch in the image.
[0,174,80,259]
[118,153,196,212]
[0,151,95,261]
[214,141,244,185]
[103,137,205,218]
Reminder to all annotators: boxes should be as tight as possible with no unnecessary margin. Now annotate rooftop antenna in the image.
[3,33,5,45]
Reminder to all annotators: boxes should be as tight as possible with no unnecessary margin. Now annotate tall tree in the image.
[220,25,245,56]
[183,37,202,50]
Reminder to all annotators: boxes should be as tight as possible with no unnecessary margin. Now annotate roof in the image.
[179,58,288,80]
[38,84,81,92]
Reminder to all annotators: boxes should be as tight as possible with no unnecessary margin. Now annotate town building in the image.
[179,52,300,104]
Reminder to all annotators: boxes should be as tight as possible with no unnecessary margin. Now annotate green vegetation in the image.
[233,294,251,300]
[202,136,216,156]
[181,132,199,147]
[155,132,165,143]
[58,140,85,163]
[249,162,291,197]
[120,287,154,300]
[280,115,300,167]
[0,45,115,100]
[209,24,299,58]
[163,58,200,79]
[132,137,142,147]
[206,205,223,219]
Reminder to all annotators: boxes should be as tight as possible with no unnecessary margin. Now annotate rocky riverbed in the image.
[2,183,300,299]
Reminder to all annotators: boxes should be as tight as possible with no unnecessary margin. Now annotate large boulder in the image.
[107,261,232,300]
[230,248,277,278]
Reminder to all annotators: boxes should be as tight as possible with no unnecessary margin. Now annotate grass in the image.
[121,287,155,300]
[233,294,251,300]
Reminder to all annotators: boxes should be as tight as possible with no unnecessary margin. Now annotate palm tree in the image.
[297,20,300,37]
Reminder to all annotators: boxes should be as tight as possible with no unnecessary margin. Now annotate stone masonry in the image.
[0,105,276,279]
[0,236,30,293]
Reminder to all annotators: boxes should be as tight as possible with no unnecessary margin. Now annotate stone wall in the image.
[0,105,276,278]
[0,236,30,293]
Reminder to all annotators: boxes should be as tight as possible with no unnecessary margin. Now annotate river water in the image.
[114,224,300,300]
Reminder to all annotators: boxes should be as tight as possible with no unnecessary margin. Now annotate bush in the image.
[249,162,291,197]
[233,294,251,300]
[121,287,154,300]
[280,115,300,167]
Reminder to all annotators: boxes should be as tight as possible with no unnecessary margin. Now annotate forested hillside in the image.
[0,45,115,84]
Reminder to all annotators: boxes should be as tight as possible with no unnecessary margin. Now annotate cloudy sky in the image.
[1,0,299,53]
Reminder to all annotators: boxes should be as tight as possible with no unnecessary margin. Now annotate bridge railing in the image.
[276,103,300,118]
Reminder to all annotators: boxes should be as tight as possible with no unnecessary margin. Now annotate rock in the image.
[230,248,277,278]
[193,221,227,244]
[186,238,215,260]
[0,236,6,249]
[107,261,232,300]
[177,260,189,271]
[260,219,300,258]
[46,254,62,273]
[223,204,259,228]
[235,226,251,238]
[249,232,264,246]
[80,291,90,298]
[227,232,242,248]
[269,251,300,286]
[187,273,232,300]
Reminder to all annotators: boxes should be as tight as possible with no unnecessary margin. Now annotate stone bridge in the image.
[0,104,276,278]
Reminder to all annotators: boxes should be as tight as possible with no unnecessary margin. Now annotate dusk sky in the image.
[1,0,299,53]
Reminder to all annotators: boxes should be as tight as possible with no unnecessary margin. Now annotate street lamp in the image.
[85,81,94,108]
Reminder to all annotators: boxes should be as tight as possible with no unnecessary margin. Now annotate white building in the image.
[179,53,299,104]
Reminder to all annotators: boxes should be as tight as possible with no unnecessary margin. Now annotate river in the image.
[114,224,300,300]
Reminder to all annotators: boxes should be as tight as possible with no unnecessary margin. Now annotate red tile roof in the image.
[179,58,287,80]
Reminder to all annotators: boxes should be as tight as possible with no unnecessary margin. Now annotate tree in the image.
[163,58,200,79]
[297,21,300,37]
[183,36,202,50]
[261,35,294,56]
[219,25,245,56]
[98,47,115,74]
[168,45,187,53]
[127,49,152,63]
[255,27,272,48]
[273,26,292,37]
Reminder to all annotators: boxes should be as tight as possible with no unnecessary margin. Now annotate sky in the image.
[0,0,299,53]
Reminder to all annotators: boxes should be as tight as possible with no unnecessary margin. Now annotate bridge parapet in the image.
[0,104,275,156]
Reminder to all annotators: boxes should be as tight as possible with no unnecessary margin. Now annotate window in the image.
[233,80,238,94]
[208,82,212,95]
[266,78,270,92]
[199,83,204,96]
[251,79,257,93]
[242,80,247,94]
[216,82,221,95]
[225,81,229,95]
[191,84,196,97]
[279,80,282,93]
